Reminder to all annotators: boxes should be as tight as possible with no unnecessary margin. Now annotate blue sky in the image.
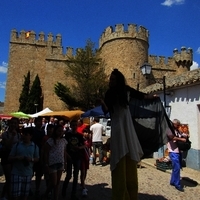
[0,0,200,102]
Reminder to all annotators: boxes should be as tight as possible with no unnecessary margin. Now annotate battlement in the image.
[148,55,174,66]
[99,24,149,48]
[10,29,62,46]
[173,47,193,64]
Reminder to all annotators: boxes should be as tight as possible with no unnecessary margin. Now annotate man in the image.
[167,119,187,192]
[44,117,55,134]
[90,117,104,166]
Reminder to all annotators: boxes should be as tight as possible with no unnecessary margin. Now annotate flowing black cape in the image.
[129,97,173,158]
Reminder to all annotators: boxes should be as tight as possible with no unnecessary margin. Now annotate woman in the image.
[43,125,67,200]
[101,69,154,200]
[0,117,21,200]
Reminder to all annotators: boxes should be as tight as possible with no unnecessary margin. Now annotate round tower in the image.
[173,47,193,74]
[99,24,149,89]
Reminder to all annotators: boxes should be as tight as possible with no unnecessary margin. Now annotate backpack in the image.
[176,137,191,151]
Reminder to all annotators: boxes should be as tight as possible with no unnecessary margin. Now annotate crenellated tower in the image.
[4,29,74,113]
[173,47,193,74]
[99,24,149,89]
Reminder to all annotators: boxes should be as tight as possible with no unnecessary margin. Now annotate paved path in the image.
[1,160,200,200]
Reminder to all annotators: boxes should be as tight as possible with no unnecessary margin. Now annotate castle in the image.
[4,23,193,113]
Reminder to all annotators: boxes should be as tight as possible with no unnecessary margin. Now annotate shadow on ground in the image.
[181,177,198,187]
[138,193,168,200]
[26,180,112,200]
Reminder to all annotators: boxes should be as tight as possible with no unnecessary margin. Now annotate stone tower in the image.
[4,29,73,113]
[99,24,149,89]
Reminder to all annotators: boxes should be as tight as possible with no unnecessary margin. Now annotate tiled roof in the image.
[141,68,200,93]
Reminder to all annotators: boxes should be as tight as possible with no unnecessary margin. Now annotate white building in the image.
[142,68,200,170]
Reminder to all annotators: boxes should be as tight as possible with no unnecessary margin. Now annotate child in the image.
[62,120,85,200]
[43,125,67,200]
[8,127,39,200]
[80,128,92,196]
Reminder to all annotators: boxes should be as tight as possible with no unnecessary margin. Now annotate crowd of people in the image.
[0,115,110,200]
[0,69,190,200]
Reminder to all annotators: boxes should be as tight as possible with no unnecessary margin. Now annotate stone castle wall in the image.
[4,30,73,113]
[4,24,193,113]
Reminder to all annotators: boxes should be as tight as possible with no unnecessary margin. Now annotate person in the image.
[179,124,190,167]
[41,124,54,189]
[23,118,35,128]
[90,117,104,166]
[41,117,48,133]
[23,119,30,128]
[77,119,88,135]
[167,119,187,192]
[44,117,55,134]
[62,120,85,200]
[31,116,45,197]
[80,128,92,197]
[8,127,39,200]
[0,117,21,200]
[102,137,111,164]
[42,125,67,200]
[53,118,58,126]
[101,69,155,200]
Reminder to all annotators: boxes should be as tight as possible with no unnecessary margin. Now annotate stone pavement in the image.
[0,158,200,200]
[141,158,200,185]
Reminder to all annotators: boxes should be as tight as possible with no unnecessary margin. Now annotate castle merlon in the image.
[99,24,149,48]
[66,47,74,57]
[148,55,174,66]
[46,46,75,60]
[10,29,62,47]
[173,47,193,63]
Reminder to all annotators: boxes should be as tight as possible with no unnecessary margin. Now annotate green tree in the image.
[19,71,30,113]
[26,74,42,114]
[55,39,108,110]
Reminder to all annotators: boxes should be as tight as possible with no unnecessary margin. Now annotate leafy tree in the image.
[55,39,108,110]
[26,74,42,114]
[54,82,80,110]
[19,71,30,113]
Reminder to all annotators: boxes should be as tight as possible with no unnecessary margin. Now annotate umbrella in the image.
[29,107,53,118]
[0,114,13,120]
[10,112,31,119]
[40,110,84,121]
[81,106,109,118]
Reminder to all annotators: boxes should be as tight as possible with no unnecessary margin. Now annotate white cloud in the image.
[161,0,185,6]
[0,62,8,73]
[0,82,6,89]
[196,47,200,54]
[190,61,199,71]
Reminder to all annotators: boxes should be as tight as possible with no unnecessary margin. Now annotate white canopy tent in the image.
[29,107,53,118]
